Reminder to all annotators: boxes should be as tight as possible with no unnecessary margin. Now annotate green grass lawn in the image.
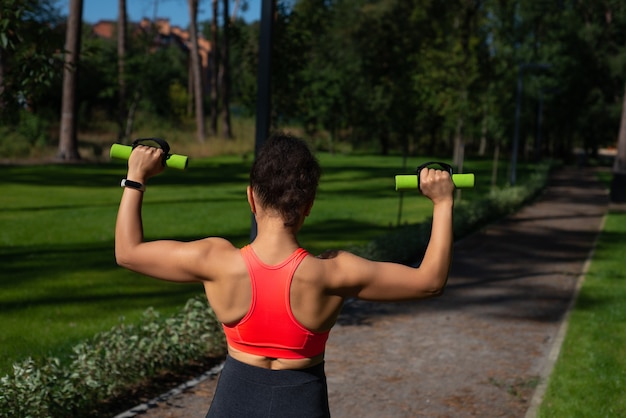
[0,152,528,375]
[537,172,626,417]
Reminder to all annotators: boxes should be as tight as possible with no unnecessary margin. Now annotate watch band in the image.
[121,179,146,192]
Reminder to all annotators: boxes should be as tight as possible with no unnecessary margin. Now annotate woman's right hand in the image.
[419,167,455,205]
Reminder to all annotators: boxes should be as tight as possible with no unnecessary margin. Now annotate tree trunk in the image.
[58,0,83,161]
[232,0,241,20]
[610,83,626,202]
[478,106,487,156]
[453,116,464,167]
[209,0,219,136]
[189,0,205,143]
[221,0,232,139]
[125,91,141,139]
[491,141,500,188]
[0,47,6,113]
[117,0,128,142]
[187,58,193,115]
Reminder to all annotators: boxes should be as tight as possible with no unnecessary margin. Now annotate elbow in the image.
[115,252,129,268]
[409,286,444,300]
[116,254,137,272]
[115,245,133,269]
[428,286,445,298]
[423,277,448,298]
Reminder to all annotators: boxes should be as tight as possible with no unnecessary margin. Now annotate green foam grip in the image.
[395,173,475,191]
[109,144,189,170]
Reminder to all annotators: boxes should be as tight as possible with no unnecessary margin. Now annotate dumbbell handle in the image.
[395,173,475,191]
[110,144,189,170]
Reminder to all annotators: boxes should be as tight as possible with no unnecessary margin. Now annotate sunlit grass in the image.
[538,173,626,417]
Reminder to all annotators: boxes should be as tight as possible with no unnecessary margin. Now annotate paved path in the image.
[121,166,608,418]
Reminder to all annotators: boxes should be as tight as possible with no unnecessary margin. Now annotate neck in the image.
[250,216,301,261]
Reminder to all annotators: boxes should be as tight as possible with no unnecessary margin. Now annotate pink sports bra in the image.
[222,245,330,359]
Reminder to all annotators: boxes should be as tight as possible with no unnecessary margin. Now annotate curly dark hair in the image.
[250,133,321,227]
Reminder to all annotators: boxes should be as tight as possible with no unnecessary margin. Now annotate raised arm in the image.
[114,146,220,283]
[325,167,455,301]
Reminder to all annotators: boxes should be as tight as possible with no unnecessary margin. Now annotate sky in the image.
[59,0,262,27]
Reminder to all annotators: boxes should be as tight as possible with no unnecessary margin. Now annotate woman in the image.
[115,133,455,417]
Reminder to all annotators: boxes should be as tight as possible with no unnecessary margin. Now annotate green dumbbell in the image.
[395,173,475,191]
[109,138,188,170]
[395,161,474,192]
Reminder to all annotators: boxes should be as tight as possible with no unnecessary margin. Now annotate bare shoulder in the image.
[313,249,376,292]
[184,237,243,280]
[193,236,240,258]
[316,249,371,265]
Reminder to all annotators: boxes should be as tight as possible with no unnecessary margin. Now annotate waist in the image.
[223,354,326,383]
[227,345,325,370]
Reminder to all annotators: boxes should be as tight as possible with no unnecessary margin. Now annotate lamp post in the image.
[510,63,550,185]
[251,0,276,241]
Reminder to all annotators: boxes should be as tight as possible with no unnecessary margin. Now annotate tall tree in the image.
[57,0,83,161]
[612,85,626,202]
[221,0,233,138]
[189,0,206,142]
[117,0,128,141]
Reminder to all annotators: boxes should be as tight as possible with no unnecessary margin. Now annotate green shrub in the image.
[0,111,52,158]
[168,81,189,121]
[0,296,226,418]
[17,111,51,148]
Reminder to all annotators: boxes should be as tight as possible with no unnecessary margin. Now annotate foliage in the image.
[0,110,51,156]
[227,18,261,115]
[0,296,226,418]
[3,0,626,162]
[0,0,65,123]
[169,80,190,121]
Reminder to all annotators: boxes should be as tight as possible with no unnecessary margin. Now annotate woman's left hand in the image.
[127,145,166,182]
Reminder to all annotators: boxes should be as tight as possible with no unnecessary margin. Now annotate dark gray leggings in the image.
[206,356,331,418]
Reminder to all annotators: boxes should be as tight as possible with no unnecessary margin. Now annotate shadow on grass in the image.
[0,159,252,188]
[0,229,250,312]
[0,156,536,201]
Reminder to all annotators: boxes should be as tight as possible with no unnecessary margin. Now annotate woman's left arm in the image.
[114,146,217,283]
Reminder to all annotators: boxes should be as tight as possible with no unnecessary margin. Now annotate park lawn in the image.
[537,174,626,417]
[0,152,524,375]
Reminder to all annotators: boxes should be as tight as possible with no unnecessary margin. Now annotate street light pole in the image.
[251,0,275,241]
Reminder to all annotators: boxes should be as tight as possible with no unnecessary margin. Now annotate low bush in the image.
[0,297,225,418]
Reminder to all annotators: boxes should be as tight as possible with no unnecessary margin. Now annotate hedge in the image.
[0,297,225,417]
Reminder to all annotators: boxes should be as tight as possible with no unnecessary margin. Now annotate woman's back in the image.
[115,132,455,416]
